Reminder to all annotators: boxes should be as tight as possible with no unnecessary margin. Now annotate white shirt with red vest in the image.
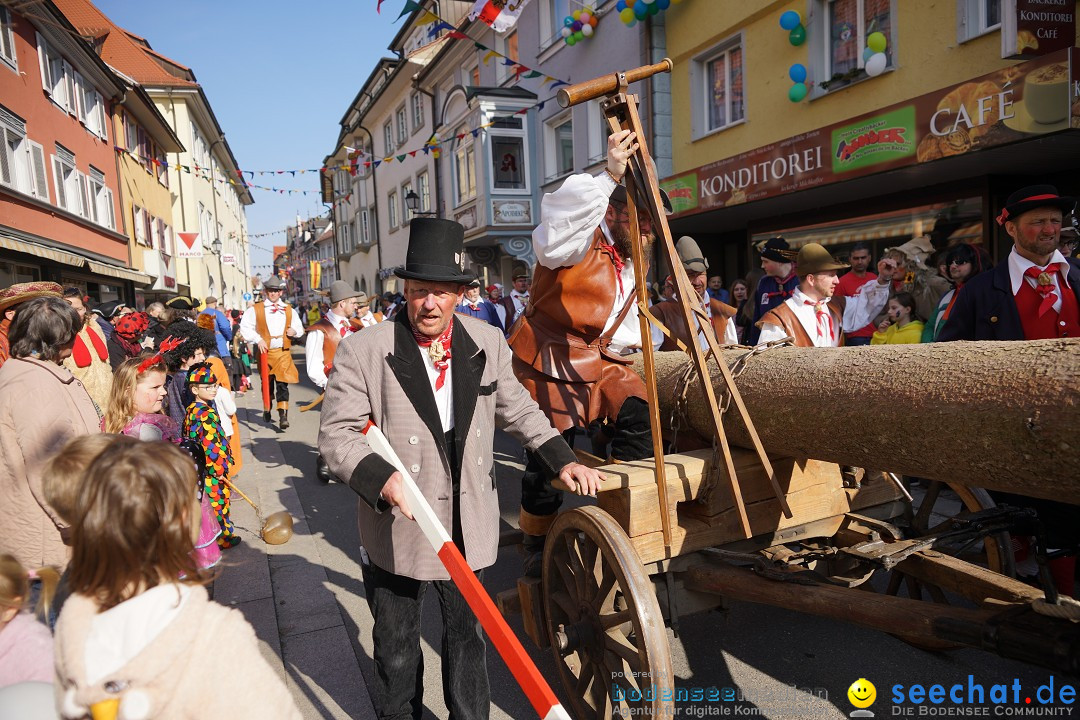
[304,310,354,389]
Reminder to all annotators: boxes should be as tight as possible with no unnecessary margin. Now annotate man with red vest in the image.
[939,184,1079,598]
[306,280,364,481]
[240,276,305,430]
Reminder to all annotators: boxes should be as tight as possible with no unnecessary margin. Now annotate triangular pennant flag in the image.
[482,50,498,65]
[417,10,438,25]
[396,154,407,162]
[503,57,516,66]
[525,70,542,78]
[550,80,569,89]
[396,0,421,21]
[448,30,468,39]
[471,129,480,138]
[409,150,417,157]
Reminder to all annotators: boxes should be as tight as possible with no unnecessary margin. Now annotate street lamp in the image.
[405,190,435,216]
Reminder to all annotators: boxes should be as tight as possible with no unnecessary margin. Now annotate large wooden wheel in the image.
[543,506,673,720]
[880,480,1015,649]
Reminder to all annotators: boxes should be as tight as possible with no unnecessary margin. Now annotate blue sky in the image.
[96,0,400,277]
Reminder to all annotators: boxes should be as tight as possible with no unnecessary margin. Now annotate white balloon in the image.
[561,26,572,37]
[581,23,594,36]
[865,52,887,77]
[640,0,654,3]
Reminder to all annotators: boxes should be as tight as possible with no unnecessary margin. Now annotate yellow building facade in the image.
[661,0,1079,278]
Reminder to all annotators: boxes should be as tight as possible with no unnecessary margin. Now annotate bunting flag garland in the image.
[469,0,533,33]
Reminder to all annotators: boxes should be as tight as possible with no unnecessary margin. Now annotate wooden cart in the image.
[496,61,1080,720]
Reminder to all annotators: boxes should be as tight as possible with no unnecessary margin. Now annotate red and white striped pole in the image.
[363,424,571,720]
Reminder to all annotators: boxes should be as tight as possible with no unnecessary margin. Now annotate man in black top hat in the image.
[319,217,602,720]
[745,237,799,345]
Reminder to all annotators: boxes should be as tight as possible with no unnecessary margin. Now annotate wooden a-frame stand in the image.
[556,60,791,554]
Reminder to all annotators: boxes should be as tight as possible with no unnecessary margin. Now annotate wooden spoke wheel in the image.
[880,481,1015,650]
[543,506,673,720]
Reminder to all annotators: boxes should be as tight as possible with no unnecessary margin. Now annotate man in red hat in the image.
[940,185,1078,342]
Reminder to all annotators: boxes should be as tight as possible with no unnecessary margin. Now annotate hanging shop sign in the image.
[662,48,1075,218]
[1001,0,1076,59]
[492,199,533,225]
[222,253,237,266]
[175,232,203,259]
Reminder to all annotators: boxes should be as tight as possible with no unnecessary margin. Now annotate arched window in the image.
[360,277,367,294]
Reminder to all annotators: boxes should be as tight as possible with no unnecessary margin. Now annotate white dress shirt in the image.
[240,300,305,349]
[533,171,640,352]
[1008,247,1071,313]
[650,295,739,351]
[305,310,352,389]
[415,340,454,432]
[492,301,507,328]
[356,310,379,327]
[757,282,890,347]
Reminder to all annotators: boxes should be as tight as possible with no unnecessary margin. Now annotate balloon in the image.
[619,7,634,23]
[865,52,888,76]
[656,0,670,8]
[564,15,574,26]
[789,24,806,46]
[572,9,581,19]
[634,2,648,19]
[581,23,593,36]
[590,15,598,26]
[571,20,581,30]
[867,31,887,53]
[625,16,637,26]
[640,0,654,3]
[863,47,875,62]
[788,83,808,102]
[580,11,590,23]
[788,63,807,84]
[779,10,801,30]
[626,0,635,5]
[566,35,577,45]
[575,30,584,40]
[616,0,626,9]
[648,2,660,13]
[561,26,571,37]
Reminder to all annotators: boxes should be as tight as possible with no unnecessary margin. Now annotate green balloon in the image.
[574,30,584,40]
[567,35,577,45]
[648,1,660,14]
[867,31,887,53]
[788,82,808,102]
[789,24,806,46]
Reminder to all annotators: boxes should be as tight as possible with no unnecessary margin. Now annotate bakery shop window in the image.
[811,0,896,95]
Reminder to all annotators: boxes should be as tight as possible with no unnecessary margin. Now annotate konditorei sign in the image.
[662,48,1075,219]
[1002,0,1076,59]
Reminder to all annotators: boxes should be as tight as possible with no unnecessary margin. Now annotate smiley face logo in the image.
[848,678,877,709]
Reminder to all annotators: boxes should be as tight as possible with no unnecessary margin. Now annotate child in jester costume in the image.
[183,362,240,548]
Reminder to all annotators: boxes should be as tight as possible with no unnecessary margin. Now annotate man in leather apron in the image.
[508,130,669,576]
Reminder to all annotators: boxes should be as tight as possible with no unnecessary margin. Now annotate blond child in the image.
[0,554,57,688]
[54,437,301,719]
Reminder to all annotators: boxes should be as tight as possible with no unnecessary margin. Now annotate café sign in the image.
[662,48,1075,218]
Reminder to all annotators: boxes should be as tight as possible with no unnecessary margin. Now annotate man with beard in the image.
[508,130,668,575]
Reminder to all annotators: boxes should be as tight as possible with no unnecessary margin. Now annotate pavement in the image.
[213,349,1074,720]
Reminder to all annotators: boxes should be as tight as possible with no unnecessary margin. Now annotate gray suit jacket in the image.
[318,312,576,580]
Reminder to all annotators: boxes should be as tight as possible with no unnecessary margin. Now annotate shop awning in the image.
[949,222,983,243]
[760,209,942,249]
[85,259,152,285]
[0,232,86,267]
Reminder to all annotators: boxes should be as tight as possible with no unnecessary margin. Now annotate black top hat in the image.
[165,296,198,311]
[394,218,474,284]
[996,185,1076,226]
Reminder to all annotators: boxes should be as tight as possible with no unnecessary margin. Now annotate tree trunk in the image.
[634,339,1080,503]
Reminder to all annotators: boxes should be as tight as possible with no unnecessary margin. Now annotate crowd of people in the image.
[0,121,1076,718]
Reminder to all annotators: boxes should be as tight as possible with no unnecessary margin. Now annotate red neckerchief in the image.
[598,242,625,294]
[411,317,454,390]
[1023,263,1065,317]
[72,326,109,367]
[802,299,834,341]
[762,271,797,302]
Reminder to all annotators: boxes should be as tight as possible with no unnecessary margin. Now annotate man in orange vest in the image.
[306,280,364,481]
[240,276,304,429]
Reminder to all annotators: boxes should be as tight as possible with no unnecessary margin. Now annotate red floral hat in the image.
[0,281,62,313]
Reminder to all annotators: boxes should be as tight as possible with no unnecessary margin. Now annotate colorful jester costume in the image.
[183,364,239,548]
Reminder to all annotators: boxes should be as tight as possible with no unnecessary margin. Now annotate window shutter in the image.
[125,115,137,151]
[104,188,115,230]
[76,171,89,218]
[0,127,13,186]
[29,142,47,200]
[74,72,88,124]
[62,61,75,114]
[1,9,16,67]
[36,34,50,98]
[52,156,66,209]
[96,95,108,140]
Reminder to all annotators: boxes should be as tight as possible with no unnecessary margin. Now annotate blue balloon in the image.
[788,63,807,84]
[616,0,626,9]
[863,46,875,62]
[634,2,648,19]
[656,0,670,8]
[564,16,575,26]
[779,10,801,31]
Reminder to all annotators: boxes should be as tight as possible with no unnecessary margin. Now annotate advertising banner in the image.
[1001,0,1076,58]
[662,48,1075,219]
[176,232,202,259]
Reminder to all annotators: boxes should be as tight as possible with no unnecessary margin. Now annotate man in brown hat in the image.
[500,270,530,328]
[650,236,739,351]
[757,243,893,347]
[319,217,600,720]
[239,275,305,429]
[0,282,63,368]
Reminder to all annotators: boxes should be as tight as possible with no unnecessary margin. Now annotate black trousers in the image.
[362,562,489,720]
[267,374,290,407]
[521,395,652,519]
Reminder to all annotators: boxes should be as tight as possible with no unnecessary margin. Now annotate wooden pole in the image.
[636,340,1080,503]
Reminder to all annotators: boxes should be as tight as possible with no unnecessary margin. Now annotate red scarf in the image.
[411,317,454,390]
[71,326,109,367]
[762,271,797,302]
[598,243,626,294]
